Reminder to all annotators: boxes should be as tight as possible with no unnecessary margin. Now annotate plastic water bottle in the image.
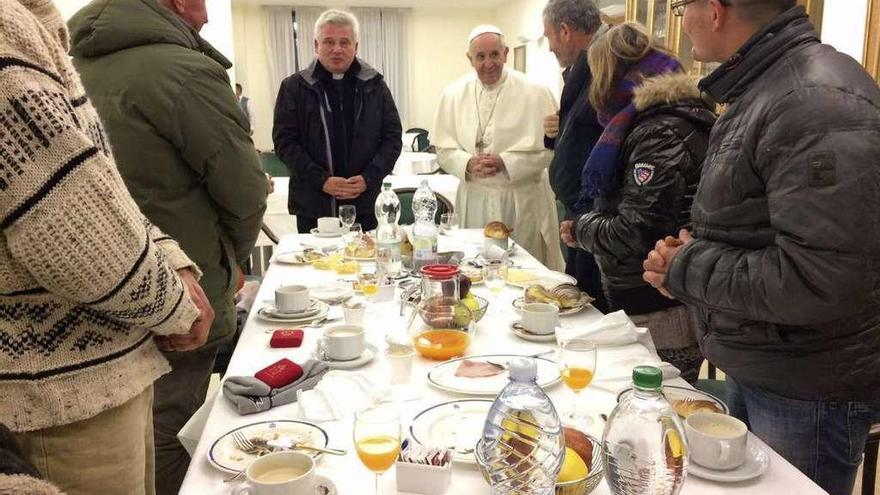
[603,366,688,495]
[478,358,564,495]
[411,179,438,270]
[374,181,402,276]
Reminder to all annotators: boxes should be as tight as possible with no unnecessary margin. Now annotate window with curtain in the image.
[351,7,410,126]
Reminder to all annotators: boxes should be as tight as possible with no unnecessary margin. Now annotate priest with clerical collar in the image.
[432,25,564,270]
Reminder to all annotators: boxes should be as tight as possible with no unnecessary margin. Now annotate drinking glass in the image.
[482,260,508,309]
[358,271,379,299]
[440,213,459,234]
[558,338,598,426]
[345,222,363,250]
[354,406,401,495]
[339,205,357,231]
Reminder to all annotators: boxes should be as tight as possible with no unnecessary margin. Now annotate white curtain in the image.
[293,7,323,71]
[351,7,410,125]
[262,7,296,99]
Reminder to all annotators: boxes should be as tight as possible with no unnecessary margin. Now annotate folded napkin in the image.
[296,371,394,422]
[556,310,648,347]
[480,243,509,261]
[223,360,329,415]
[590,343,681,393]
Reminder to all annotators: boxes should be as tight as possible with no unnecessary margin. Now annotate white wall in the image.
[821,0,868,63]
[495,0,563,99]
[408,7,494,131]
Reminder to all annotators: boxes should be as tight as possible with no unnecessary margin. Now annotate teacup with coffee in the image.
[275,285,310,313]
[520,303,559,335]
[231,451,315,495]
[317,217,342,234]
[685,411,748,470]
[318,324,365,361]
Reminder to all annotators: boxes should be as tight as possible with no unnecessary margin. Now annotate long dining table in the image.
[179,229,827,495]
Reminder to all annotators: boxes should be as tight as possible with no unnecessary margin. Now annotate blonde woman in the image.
[560,22,715,382]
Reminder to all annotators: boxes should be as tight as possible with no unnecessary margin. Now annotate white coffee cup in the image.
[317,217,342,234]
[318,325,365,361]
[685,412,748,470]
[342,299,367,326]
[231,451,315,495]
[275,285,310,313]
[520,303,559,335]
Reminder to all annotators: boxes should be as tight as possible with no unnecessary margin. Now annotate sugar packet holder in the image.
[395,440,452,495]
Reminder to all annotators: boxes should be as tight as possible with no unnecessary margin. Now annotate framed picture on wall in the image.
[514,45,527,72]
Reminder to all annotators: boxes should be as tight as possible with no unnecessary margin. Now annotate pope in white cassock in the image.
[432,25,564,270]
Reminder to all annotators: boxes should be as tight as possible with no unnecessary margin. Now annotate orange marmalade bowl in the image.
[413,329,471,360]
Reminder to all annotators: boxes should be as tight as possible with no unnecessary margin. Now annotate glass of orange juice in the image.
[559,338,597,426]
[354,405,401,495]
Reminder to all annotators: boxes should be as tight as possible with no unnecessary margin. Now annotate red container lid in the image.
[420,264,460,280]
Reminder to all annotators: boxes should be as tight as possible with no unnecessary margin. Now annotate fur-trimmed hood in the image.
[0,475,65,495]
[633,72,704,111]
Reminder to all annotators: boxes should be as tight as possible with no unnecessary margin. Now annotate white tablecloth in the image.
[180,230,825,495]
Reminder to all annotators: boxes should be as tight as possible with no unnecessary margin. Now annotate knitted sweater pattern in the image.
[0,0,200,432]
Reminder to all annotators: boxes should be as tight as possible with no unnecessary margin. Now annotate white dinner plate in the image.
[311,343,377,370]
[273,251,310,265]
[688,442,770,482]
[616,385,730,416]
[510,297,589,316]
[505,269,577,289]
[409,399,493,464]
[509,321,557,343]
[427,354,560,396]
[256,302,329,323]
[310,228,342,238]
[207,420,329,473]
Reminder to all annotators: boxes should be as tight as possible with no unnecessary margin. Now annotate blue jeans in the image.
[726,377,880,495]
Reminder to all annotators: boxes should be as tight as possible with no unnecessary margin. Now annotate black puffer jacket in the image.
[273,59,402,221]
[665,7,880,400]
[575,73,716,314]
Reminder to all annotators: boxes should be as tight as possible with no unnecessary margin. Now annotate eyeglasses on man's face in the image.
[671,0,731,17]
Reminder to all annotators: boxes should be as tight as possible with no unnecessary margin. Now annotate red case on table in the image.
[254,358,303,389]
[270,329,304,348]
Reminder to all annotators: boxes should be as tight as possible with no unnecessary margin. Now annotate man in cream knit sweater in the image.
[0,0,214,494]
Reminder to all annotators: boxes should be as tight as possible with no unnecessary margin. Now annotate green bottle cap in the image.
[632,365,663,390]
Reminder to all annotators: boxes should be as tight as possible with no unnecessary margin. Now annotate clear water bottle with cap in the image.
[374,181,402,276]
[603,365,688,495]
[477,358,564,495]
[412,179,438,270]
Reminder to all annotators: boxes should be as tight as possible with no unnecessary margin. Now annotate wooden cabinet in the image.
[865,0,880,81]
[623,0,716,76]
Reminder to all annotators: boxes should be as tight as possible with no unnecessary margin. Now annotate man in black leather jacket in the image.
[643,2,880,494]
[541,0,608,312]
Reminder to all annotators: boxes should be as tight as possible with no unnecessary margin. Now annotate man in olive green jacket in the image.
[68,0,267,492]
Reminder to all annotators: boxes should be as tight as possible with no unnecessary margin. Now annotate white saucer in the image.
[313,343,377,370]
[315,474,337,494]
[688,443,770,482]
[262,299,322,318]
[510,320,556,342]
[310,228,342,238]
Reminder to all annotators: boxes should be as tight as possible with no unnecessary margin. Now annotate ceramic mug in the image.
[231,451,315,495]
[520,303,559,335]
[685,412,748,470]
[317,217,342,234]
[275,285,309,313]
[318,325,365,361]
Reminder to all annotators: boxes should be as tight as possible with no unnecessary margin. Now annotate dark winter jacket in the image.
[69,0,268,345]
[545,50,604,218]
[273,59,402,223]
[575,73,716,315]
[665,7,880,400]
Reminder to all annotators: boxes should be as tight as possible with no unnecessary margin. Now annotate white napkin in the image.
[480,243,508,261]
[296,371,391,422]
[556,310,647,347]
[591,343,681,393]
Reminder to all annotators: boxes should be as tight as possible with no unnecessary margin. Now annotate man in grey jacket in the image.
[643,2,880,494]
